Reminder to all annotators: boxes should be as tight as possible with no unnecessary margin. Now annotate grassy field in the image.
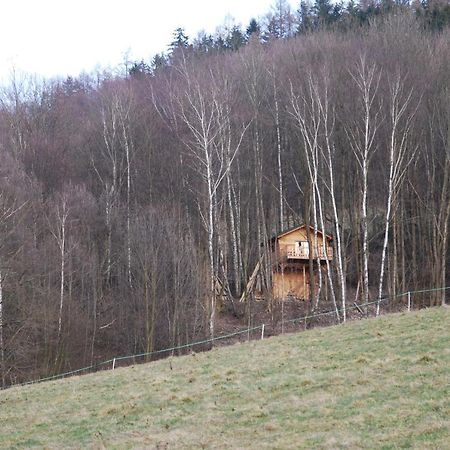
[1,307,449,449]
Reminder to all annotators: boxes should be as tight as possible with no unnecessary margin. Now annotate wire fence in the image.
[5,285,449,390]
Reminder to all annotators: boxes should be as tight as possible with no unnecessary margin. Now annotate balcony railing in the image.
[286,245,333,260]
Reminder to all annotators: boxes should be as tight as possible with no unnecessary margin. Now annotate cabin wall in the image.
[274,229,330,262]
[277,229,324,258]
[272,266,311,300]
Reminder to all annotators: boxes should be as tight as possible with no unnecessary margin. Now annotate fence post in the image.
[261,324,265,340]
[407,291,411,312]
[112,358,116,370]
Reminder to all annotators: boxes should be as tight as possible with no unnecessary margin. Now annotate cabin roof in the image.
[270,224,333,242]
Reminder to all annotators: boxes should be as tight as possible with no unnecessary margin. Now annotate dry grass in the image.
[1,307,449,449]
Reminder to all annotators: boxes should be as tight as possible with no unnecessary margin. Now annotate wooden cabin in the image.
[270,225,333,300]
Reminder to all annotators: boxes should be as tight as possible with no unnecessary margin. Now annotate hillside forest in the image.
[0,2,449,386]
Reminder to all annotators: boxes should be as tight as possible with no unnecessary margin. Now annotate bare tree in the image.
[0,192,25,387]
[376,73,418,314]
[346,55,382,309]
[47,194,70,339]
[313,73,348,321]
[290,74,340,317]
[268,63,285,232]
[161,57,249,338]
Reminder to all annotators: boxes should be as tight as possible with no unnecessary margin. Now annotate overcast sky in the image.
[0,0,297,84]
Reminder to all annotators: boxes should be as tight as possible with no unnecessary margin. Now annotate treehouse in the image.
[270,225,333,300]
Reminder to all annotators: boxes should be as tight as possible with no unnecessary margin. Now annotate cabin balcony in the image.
[286,244,333,261]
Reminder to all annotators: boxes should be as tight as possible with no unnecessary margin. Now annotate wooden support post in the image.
[261,324,265,340]
[240,258,262,303]
[353,302,364,316]
[407,291,411,312]
[303,265,306,299]
[112,358,116,370]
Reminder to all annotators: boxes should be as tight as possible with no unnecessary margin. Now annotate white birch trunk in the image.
[346,56,382,309]
[58,204,67,338]
[124,130,132,288]
[105,191,112,283]
[289,80,322,308]
[315,183,339,319]
[168,62,248,338]
[98,104,120,285]
[227,172,240,296]
[376,166,394,315]
[316,79,347,321]
[273,76,284,232]
[118,101,133,289]
[225,112,240,297]
[376,76,416,315]
[311,174,323,310]
[329,162,346,320]
[362,156,369,308]
[206,150,216,339]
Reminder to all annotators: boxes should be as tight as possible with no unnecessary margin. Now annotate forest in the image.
[0,1,449,387]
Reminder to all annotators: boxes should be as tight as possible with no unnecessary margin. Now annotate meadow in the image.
[1,307,449,449]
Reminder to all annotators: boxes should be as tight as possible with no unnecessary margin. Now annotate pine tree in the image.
[170,27,189,52]
[226,26,246,51]
[246,18,261,38]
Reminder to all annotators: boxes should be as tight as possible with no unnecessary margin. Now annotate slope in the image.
[1,307,449,449]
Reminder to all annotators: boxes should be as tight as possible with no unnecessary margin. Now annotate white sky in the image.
[0,0,297,84]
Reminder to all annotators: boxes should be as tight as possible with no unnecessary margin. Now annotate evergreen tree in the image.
[313,0,334,25]
[418,0,450,30]
[129,60,151,78]
[297,0,314,33]
[170,27,190,52]
[226,26,246,51]
[246,18,261,38]
[151,53,168,73]
[193,31,215,54]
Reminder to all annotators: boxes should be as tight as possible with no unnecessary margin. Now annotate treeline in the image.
[0,11,449,387]
[131,0,450,74]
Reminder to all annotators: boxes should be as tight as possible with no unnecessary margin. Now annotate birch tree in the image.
[313,74,348,321]
[290,74,340,318]
[93,89,124,285]
[240,43,272,296]
[346,55,382,308]
[48,194,70,339]
[376,74,418,315]
[268,63,285,232]
[115,88,136,289]
[168,58,249,338]
[94,82,137,288]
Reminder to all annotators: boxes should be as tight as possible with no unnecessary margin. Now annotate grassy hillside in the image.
[1,307,449,449]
